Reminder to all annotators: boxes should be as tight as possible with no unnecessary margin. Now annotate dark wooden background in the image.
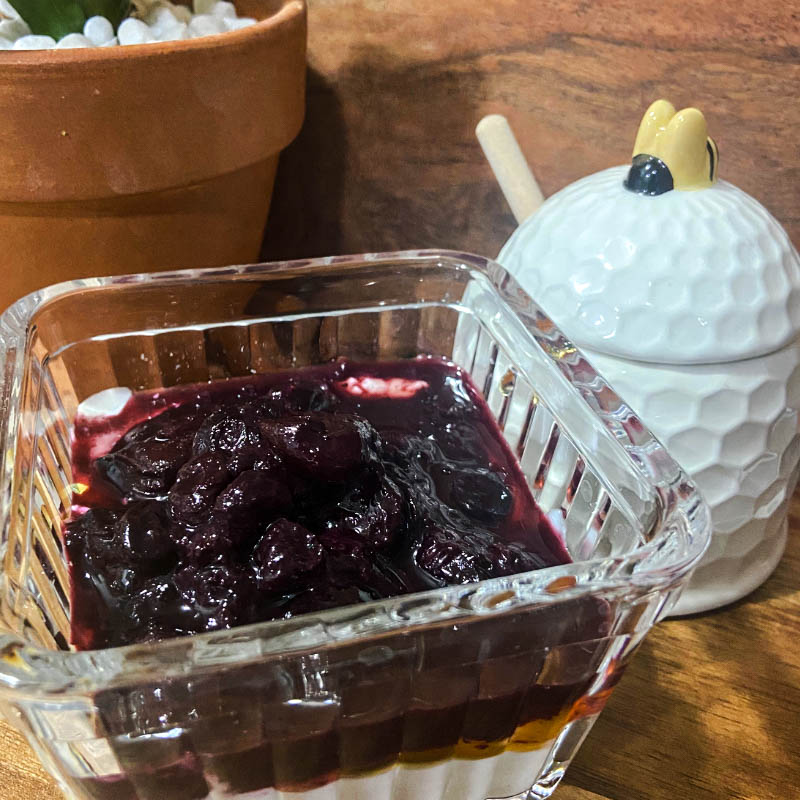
[2,1,799,798]
[262,0,799,264]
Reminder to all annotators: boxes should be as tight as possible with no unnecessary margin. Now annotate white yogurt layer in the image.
[204,742,556,800]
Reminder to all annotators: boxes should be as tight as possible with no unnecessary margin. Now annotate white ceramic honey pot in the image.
[478,101,800,614]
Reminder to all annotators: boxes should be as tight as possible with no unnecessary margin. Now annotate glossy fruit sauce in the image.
[66,358,570,650]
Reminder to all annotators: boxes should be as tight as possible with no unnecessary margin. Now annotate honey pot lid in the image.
[498,100,800,365]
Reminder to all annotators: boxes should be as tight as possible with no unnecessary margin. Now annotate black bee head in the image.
[624,154,674,196]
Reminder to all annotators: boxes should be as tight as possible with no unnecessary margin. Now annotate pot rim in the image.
[0,0,304,68]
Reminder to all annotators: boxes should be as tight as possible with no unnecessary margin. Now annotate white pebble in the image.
[13,34,56,49]
[83,15,114,45]
[212,1,236,18]
[192,0,216,14]
[156,21,189,40]
[224,16,255,30]
[0,1,256,50]
[56,32,94,48]
[0,17,31,40]
[188,13,223,36]
[118,17,155,45]
[144,7,189,40]
[144,6,177,30]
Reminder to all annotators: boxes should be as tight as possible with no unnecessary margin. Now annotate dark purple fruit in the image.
[226,444,281,475]
[437,421,487,464]
[168,453,230,526]
[431,464,513,522]
[96,406,208,500]
[322,473,405,550]
[174,563,256,632]
[65,508,119,561]
[261,413,377,482]
[116,501,176,570]
[318,530,373,586]
[66,503,176,576]
[416,524,544,585]
[415,524,483,584]
[118,405,208,447]
[425,371,478,420]
[252,519,323,592]
[486,540,546,576]
[66,359,568,651]
[256,378,337,417]
[192,405,266,458]
[284,378,337,413]
[184,515,240,567]
[214,470,292,525]
[127,576,186,631]
[97,437,191,499]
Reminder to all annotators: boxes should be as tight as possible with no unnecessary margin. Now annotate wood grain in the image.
[2,0,799,798]
[567,503,800,800]
[1,514,799,800]
[262,0,799,263]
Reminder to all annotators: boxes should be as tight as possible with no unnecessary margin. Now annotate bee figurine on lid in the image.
[480,100,800,613]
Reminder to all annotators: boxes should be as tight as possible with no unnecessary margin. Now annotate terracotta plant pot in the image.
[0,0,306,312]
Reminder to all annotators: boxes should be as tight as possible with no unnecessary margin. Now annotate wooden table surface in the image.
[2,515,798,800]
[2,0,799,798]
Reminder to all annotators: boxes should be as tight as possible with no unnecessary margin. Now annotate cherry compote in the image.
[66,358,568,649]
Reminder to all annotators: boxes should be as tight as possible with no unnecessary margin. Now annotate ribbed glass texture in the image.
[0,251,710,800]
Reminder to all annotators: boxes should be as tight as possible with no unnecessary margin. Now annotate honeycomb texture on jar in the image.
[587,345,800,613]
[499,166,800,365]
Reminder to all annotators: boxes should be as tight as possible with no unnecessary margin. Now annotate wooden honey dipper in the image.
[475,114,544,225]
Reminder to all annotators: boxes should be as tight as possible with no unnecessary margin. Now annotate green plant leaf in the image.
[11,0,131,38]
[79,0,130,27]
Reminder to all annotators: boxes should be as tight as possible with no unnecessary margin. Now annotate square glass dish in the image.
[0,251,710,800]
